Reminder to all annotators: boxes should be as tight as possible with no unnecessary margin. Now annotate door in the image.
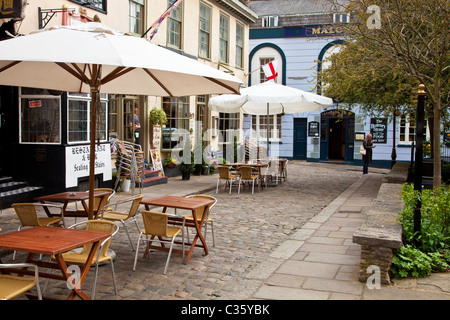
[293,118,307,160]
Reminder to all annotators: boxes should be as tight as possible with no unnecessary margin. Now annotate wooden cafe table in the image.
[0,226,111,300]
[35,190,111,220]
[140,195,215,264]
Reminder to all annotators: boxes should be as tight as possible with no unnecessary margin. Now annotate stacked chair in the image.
[114,140,145,195]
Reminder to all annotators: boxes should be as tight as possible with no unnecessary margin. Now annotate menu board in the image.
[308,121,320,137]
[150,149,164,176]
[370,118,387,143]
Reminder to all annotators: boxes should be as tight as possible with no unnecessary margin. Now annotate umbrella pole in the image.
[267,103,269,157]
[88,65,101,220]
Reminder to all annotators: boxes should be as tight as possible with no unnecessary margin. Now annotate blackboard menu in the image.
[308,121,319,137]
[370,118,387,143]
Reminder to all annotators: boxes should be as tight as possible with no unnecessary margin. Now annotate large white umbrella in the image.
[209,81,333,152]
[0,22,242,218]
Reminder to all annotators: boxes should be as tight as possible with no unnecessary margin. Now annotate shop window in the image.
[19,87,61,144]
[162,96,189,149]
[67,93,108,144]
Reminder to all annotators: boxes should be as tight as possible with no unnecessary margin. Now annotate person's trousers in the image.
[363,161,369,174]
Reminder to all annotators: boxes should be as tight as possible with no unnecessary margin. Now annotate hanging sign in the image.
[0,0,22,19]
[370,118,387,143]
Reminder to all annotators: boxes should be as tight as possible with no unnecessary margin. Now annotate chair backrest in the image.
[217,166,231,179]
[12,203,40,227]
[91,188,114,210]
[186,195,217,220]
[76,220,117,258]
[266,159,279,174]
[141,211,168,237]
[239,166,255,180]
[127,195,144,218]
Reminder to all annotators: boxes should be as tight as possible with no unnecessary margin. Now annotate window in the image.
[129,0,144,35]
[259,57,274,83]
[162,97,189,149]
[196,95,208,129]
[218,112,239,143]
[333,13,350,23]
[19,88,61,144]
[236,23,244,68]
[67,93,108,143]
[251,115,282,141]
[199,2,211,59]
[219,14,229,63]
[168,0,183,49]
[70,0,107,12]
[262,15,278,27]
[399,115,428,144]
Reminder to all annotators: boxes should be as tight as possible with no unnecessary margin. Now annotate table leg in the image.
[185,206,209,264]
[55,240,101,300]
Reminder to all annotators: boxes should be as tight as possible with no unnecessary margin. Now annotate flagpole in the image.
[141,0,182,39]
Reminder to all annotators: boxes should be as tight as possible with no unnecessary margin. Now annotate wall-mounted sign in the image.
[355,132,366,141]
[370,118,387,143]
[308,121,320,137]
[0,0,22,19]
[65,143,112,188]
[285,25,345,38]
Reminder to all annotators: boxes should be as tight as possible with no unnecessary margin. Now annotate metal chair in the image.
[216,166,238,194]
[0,263,42,300]
[238,166,259,194]
[12,203,65,260]
[101,195,143,251]
[133,210,185,275]
[263,158,280,187]
[183,195,217,247]
[54,220,119,300]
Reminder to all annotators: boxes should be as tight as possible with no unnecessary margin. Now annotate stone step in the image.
[0,186,44,209]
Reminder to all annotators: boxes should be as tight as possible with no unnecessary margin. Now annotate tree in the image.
[326,0,450,187]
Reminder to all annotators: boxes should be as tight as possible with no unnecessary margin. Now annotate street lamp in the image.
[413,84,426,247]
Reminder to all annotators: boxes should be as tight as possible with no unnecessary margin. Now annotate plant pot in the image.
[165,162,176,169]
[202,167,209,175]
[194,165,202,176]
[181,171,191,180]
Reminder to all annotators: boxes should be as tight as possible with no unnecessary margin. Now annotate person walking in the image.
[362,133,376,174]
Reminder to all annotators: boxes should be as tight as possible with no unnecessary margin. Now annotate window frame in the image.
[67,92,108,145]
[399,114,429,145]
[235,22,244,69]
[162,96,190,150]
[19,88,62,145]
[219,13,229,64]
[167,0,183,49]
[218,112,240,144]
[251,114,282,142]
[129,0,145,35]
[199,2,211,59]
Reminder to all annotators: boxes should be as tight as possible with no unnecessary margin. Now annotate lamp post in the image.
[413,84,426,247]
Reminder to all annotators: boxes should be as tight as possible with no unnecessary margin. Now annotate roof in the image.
[248,0,344,16]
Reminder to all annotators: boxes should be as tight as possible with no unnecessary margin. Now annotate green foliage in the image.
[392,183,450,278]
[149,108,167,126]
[391,245,449,278]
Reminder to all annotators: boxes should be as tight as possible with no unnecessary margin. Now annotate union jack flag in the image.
[149,0,184,41]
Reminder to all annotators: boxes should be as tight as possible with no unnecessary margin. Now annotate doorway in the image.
[320,110,355,161]
[293,118,307,160]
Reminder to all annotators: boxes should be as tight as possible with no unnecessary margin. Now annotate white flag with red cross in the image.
[262,59,279,83]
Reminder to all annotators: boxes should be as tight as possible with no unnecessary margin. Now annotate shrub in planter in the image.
[149,108,167,126]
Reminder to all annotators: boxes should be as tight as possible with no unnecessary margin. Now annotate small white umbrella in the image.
[209,81,333,153]
[0,22,243,218]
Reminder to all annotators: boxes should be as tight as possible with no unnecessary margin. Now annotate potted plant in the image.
[164,154,177,169]
[180,151,195,180]
[149,108,167,126]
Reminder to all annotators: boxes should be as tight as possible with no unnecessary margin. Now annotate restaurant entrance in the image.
[320,110,355,161]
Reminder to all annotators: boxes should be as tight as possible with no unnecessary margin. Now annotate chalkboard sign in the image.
[370,118,387,143]
[308,121,320,137]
